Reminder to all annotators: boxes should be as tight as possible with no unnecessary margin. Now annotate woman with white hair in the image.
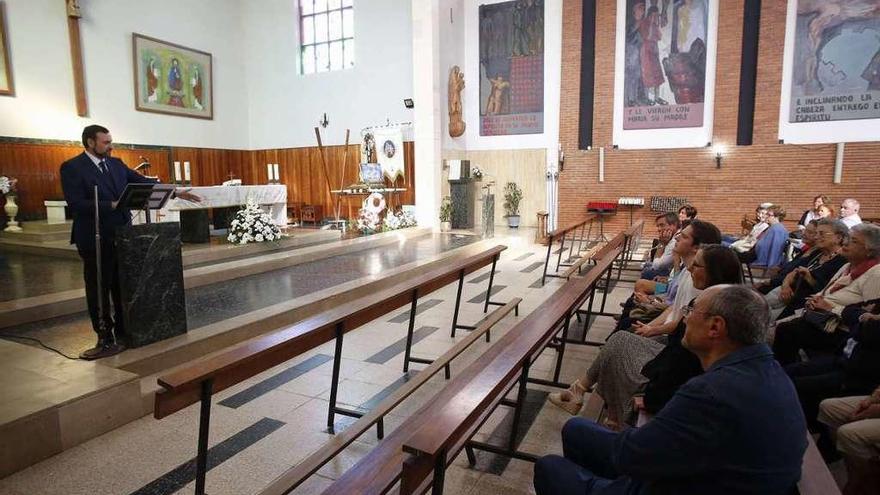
[773,223,880,365]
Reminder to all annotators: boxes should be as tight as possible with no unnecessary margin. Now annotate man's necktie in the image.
[99,160,108,174]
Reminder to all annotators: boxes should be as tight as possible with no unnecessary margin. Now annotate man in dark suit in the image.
[60,125,198,359]
[534,285,807,495]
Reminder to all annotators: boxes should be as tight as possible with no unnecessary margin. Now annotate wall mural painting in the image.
[788,0,880,123]
[479,0,544,136]
[133,33,213,119]
[622,0,708,130]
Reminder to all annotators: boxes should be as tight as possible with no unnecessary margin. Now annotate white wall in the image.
[242,0,415,149]
[0,0,250,148]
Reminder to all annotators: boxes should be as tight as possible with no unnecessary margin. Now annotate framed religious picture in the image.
[0,2,14,96]
[132,33,212,119]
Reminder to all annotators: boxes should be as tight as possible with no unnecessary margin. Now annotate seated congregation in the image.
[534,199,879,495]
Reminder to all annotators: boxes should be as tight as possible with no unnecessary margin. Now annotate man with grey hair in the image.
[534,285,807,495]
[839,198,862,228]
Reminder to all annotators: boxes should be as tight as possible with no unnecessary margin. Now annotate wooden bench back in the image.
[321,247,622,494]
[154,244,507,419]
[546,214,596,241]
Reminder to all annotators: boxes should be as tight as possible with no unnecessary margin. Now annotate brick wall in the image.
[558,0,880,235]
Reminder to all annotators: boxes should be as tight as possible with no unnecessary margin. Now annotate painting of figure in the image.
[621,0,710,130]
[479,0,544,136]
[788,0,880,123]
[0,2,13,97]
[132,33,213,119]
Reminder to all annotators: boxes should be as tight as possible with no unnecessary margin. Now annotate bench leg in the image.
[403,289,419,373]
[508,361,531,451]
[555,233,566,273]
[483,256,498,314]
[552,313,573,384]
[431,450,447,495]
[541,235,554,286]
[465,443,477,467]
[377,416,384,440]
[450,270,466,338]
[444,363,451,380]
[195,378,214,495]
[599,264,613,315]
[327,322,345,434]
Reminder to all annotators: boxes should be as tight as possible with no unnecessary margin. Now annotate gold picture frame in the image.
[132,33,213,119]
[0,2,14,96]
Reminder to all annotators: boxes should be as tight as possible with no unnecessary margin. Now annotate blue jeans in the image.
[534,418,643,495]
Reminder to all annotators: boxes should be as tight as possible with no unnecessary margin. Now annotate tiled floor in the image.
[0,229,635,495]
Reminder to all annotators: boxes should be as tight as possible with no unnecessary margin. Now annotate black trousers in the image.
[785,356,846,431]
[78,240,126,343]
[772,316,848,366]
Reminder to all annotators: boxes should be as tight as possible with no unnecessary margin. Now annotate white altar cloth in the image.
[152,185,288,226]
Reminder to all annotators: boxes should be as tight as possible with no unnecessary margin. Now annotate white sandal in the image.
[548,380,587,415]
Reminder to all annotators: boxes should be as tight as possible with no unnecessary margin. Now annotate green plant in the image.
[439,196,453,222]
[503,182,523,217]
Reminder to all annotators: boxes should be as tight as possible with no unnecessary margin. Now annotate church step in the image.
[20,220,73,234]
[0,229,71,242]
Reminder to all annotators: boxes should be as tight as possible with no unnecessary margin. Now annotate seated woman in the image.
[765,218,848,320]
[548,242,738,431]
[773,223,880,366]
[677,203,697,222]
[786,302,880,433]
[755,219,821,294]
[740,204,789,269]
[726,203,771,249]
[797,194,831,231]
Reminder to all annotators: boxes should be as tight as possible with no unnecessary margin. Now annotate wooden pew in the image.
[259,297,521,495]
[320,247,624,495]
[540,214,597,286]
[153,244,519,495]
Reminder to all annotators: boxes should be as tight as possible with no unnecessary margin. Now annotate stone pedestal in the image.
[44,200,68,224]
[449,179,475,229]
[116,222,187,348]
[481,194,495,238]
[536,211,549,244]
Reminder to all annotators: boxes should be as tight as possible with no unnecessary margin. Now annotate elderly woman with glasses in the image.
[765,219,848,320]
[548,243,742,428]
[774,223,880,366]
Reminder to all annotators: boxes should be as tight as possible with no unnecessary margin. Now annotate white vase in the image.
[4,194,22,232]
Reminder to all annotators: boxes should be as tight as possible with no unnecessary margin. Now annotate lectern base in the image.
[117,222,188,348]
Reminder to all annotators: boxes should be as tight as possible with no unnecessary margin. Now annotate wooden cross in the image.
[65,0,88,116]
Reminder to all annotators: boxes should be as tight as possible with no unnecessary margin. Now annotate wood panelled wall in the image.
[0,139,415,221]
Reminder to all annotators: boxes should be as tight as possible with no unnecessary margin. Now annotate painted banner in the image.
[373,127,405,182]
[613,0,718,149]
[479,0,544,136]
[622,0,708,129]
[779,0,880,144]
[788,0,880,123]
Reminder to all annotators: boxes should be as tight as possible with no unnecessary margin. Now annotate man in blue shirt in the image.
[534,285,807,495]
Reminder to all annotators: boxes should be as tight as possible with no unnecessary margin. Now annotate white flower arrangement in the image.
[382,209,417,232]
[227,198,283,245]
[356,208,381,235]
[470,166,483,180]
[0,176,17,196]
